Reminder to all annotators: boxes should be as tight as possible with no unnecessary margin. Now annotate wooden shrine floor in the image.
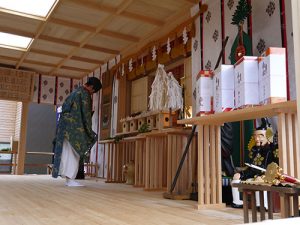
[0,175,253,225]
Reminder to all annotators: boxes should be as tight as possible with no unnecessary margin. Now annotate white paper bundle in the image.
[149,64,183,111]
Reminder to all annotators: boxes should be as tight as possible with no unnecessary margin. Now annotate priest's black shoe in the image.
[231,203,243,208]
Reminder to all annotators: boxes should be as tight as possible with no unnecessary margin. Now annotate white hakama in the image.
[59,139,80,179]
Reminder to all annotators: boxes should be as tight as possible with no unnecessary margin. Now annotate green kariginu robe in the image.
[52,86,97,178]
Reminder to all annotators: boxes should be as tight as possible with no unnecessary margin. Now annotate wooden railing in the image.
[0,151,17,174]
[98,139,135,183]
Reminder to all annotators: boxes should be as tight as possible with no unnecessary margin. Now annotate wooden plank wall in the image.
[166,132,197,195]
[134,137,146,187]
[144,135,168,190]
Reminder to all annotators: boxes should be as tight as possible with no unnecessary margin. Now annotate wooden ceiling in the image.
[0,0,198,78]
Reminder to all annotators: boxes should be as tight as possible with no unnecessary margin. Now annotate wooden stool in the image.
[233,183,300,223]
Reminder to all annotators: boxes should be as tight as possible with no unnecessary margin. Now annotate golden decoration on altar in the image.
[264,162,283,185]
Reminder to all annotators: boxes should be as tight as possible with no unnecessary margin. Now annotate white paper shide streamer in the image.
[149,64,183,111]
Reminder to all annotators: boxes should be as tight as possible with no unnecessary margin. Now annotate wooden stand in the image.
[178,101,298,209]
[99,128,197,194]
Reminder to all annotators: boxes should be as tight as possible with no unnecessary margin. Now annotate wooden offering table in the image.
[178,101,299,209]
[232,183,300,223]
[141,128,197,192]
[99,127,197,195]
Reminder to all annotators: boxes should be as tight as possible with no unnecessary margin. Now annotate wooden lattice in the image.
[0,67,35,102]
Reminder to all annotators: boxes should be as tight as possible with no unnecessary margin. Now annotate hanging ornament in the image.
[183,27,188,45]
[167,38,171,55]
[129,58,133,72]
[121,63,125,76]
[152,46,157,61]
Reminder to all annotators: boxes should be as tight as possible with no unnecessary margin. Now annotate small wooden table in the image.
[232,183,300,223]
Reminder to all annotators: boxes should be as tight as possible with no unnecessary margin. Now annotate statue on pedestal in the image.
[231,118,279,208]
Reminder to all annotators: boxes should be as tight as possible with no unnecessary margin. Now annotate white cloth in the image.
[59,139,80,179]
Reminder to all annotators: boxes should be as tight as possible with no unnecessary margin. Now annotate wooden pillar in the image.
[278,113,287,172]
[16,102,29,175]
[291,0,300,143]
[198,124,204,206]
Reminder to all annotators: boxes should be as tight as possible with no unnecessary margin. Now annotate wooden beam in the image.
[0,55,19,62]
[120,11,164,26]
[49,17,139,42]
[100,29,140,42]
[16,1,62,69]
[68,0,116,14]
[0,8,45,21]
[50,0,131,75]
[39,35,80,47]
[0,25,34,38]
[84,44,120,55]
[49,17,96,32]
[38,35,120,55]
[70,56,104,64]
[16,102,29,175]
[29,49,103,64]
[61,66,91,73]
[184,0,199,4]
[23,59,56,67]
[116,0,134,14]
[112,6,191,64]
[30,49,67,58]
[24,58,93,73]
[67,0,164,26]
[0,25,118,57]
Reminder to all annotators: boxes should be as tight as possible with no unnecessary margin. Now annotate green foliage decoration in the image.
[231,0,252,25]
[138,123,150,133]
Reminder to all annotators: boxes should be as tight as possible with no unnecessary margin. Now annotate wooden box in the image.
[196,70,214,116]
[156,112,177,130]
[213,65,235,113]
[137,117,146,130]
[258,47,287,104]
[147,116,156,129]
[234,56,259,108]
[122,121,130,133]
[129,119,138,132]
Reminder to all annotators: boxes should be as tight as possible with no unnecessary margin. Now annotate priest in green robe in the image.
[52,77,102,187]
